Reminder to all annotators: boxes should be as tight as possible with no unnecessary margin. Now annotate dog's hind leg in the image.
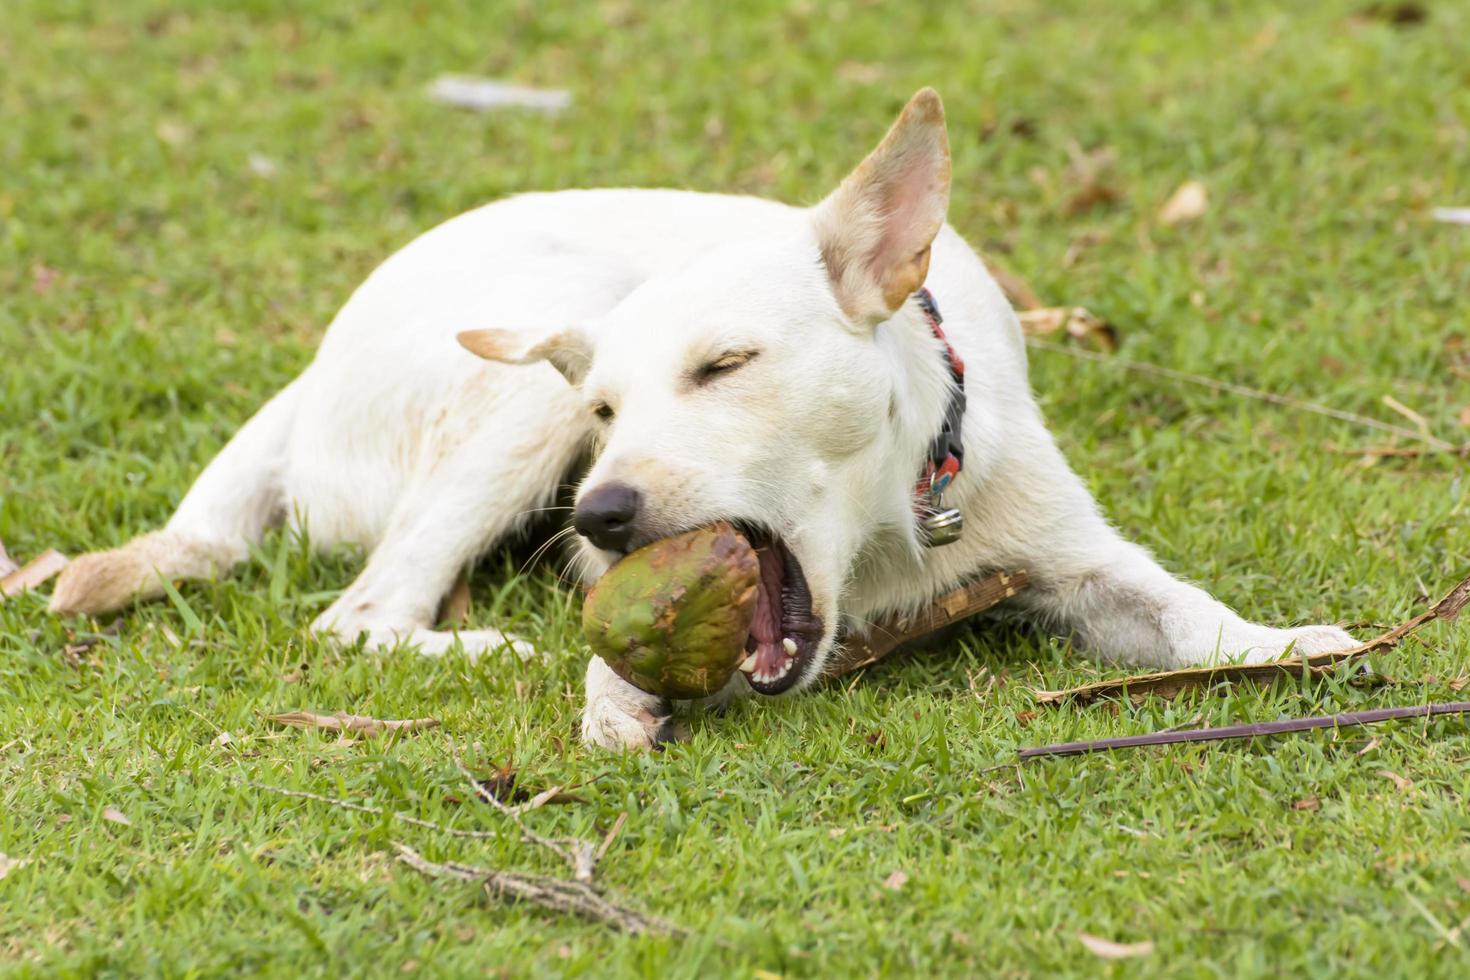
[49,378,301,616]
[310,376,589,661]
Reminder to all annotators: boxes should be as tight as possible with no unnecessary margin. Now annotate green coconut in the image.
[582,523,759,699]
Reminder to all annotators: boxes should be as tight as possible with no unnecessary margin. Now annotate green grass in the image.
[3,0,1469,975]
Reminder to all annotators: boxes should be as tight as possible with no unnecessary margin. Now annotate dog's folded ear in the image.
[813,88,952,328]
[457,325,593,385]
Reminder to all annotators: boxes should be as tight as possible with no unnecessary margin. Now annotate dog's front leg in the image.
[981,445,1357,668]
[580,656,676,750]
[1013,508,1356,669]
[311,400,587,660]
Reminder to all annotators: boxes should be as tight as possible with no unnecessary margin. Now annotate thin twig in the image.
[595,812,628,866]
[1027,338,1461,452]
[393,842,684,936]
[242,779,509,840]
[1018,701,1470,760]
[453,757,580,867]
[249,779,678,934]
[1326,441,1470,460]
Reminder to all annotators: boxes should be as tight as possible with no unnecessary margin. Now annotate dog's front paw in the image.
[1239,623,1358,665]
[581,697,674,751]
[581,656,673,751]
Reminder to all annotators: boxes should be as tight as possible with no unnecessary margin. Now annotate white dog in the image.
[50,89,1354,749]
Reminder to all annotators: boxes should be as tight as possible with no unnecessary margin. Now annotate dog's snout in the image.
[574,482,643,553]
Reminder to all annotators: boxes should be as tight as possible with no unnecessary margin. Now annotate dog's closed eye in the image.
[695,350,759,385]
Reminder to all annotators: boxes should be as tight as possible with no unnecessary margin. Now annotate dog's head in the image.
[460,89,951,694]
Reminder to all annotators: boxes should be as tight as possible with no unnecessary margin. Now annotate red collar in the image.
[913,288,966,547]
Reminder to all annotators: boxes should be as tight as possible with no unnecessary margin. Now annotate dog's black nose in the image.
[574,482,642,553]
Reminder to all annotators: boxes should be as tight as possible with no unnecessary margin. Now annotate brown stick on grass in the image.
[1018,702,1470,759]
[824,570,1030,677]
[1035,571,1470,706]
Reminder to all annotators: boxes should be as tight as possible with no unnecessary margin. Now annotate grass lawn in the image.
[4,0,1469,974]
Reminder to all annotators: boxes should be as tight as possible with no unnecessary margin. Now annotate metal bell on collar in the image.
[920,469,964,547]
[920,504,964,547]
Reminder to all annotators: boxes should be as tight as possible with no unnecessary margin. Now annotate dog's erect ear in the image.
[812,88,951,328]
[457,325,593,385]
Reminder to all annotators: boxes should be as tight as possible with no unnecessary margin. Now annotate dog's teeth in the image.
[739,654,757,673]
[782,637,798,656]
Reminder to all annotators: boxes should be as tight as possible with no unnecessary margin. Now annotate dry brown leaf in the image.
[1457,406,1470,430]
[460,762,586,811]
[1445,336,1470,381]
[1018,307,1117,352]
[836,61,885,84]
[265,711,440,736]
[0,852,27,880]
[155,119,191,145]
[984,260,1043,311]
[1064,182,1121,216]
[1293,797,1320,811]
[1357,737,1382,756]
[1062,230,1109,268]
[247,153,279,178]
[1159,180,1209,225]
[102,807,132,826]
[1353,2,1428,28]
[1077,933,1155,959]
[1,549,69,599]
[1378,769,1414,792]
[0,539,18,578]
[881,869,909,891]
[520,785,583,810]
[1246,21,1280,56]
[1061,144,1121,216]
[474,761,524,803]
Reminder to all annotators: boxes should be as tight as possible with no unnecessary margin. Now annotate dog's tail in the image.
[50,378,303,616]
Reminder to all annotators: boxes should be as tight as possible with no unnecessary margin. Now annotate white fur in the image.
[50,91,1354,749]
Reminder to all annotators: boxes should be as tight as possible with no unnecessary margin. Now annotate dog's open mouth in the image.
[737,528,823,695]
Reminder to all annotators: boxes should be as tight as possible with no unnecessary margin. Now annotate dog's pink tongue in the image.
[750,546,785,678]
